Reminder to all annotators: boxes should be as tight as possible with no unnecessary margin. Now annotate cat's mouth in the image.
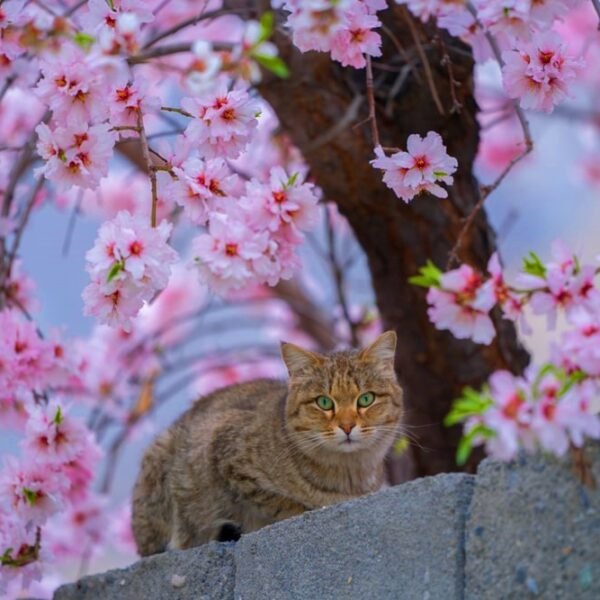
[335,437,362,452]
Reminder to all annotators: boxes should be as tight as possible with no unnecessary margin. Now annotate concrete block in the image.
[465,446,600,599]
[234,472,474,600]
[53,542,235,600]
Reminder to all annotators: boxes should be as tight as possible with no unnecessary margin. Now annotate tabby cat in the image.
[131,331,403,556]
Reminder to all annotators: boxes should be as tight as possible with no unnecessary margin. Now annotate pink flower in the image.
[22,402,91,466]
[44,491,108,559]
[529,372,570,456]
[330,8,382,69]
[108,78,159,130]
[81,0,154,55]
[241,167,320,233]
[192,210,269,293]
[521,241,599,328]
[83,212,178,330]
[35,46,110,125]
[0,309,55,396]
[181,85,261,159]
[371,132,458,202]
[427,264,496,344]
[502,32,580,113]
[285,0,346,53]
[171,157,240,225]
[35,120,116,190]
[475,0,531,47]
[558,380,600,448]
[0,456,68,524]
[481,370,532,461]
[557,310,600,376]
[4,260,38,313]
[487,253,529,332]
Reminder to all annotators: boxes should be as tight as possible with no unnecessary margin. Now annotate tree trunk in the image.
[261,9,530,480]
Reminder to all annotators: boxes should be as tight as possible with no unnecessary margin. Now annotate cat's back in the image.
[182,378,286,423]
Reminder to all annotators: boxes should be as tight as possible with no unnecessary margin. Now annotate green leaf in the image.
[253,53,290,78]
[53,405,63,425]
[107,261,123,283]
[258,11,274,44]
[23,487,38,506]
[287,172,299,187]
[73,32,95,51]
[408,260,443,288]
[444,387,492,426]
[456,436,473,466]
[456,424,494,466]
[1,548,14,566]
[433,170,447,178]
[522,251,546,278]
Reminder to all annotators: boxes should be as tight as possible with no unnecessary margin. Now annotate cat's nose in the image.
[339,423,355,435]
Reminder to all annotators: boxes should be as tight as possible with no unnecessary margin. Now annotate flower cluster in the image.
[414,241,600,463]
[502,32,580,113]
[0,398,101,592]
[371,132,458,203]
[181,84,262,159]
[279,0,384,69]
[191,167,319,292]
[448,368,600,464]
[82,211,178,331]
[397,0,583,114]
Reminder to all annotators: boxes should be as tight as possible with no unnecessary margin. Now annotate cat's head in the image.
[280,331,402,459]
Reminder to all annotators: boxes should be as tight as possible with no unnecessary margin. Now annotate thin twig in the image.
[128,41,231,65]
[305,95,363,152]
[142,7,248,49]
[136,108,159,227]
[63,0,87,17]
[365,56,380,148]
[161,105,194,118]
[436,35,462,114]
[400,7,445,116]
[62,190,83,257]
[0,116,48,302]
[6,177,45,280]
[447,5,534,267]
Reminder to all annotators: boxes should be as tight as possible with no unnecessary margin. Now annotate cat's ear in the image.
[280,342,323,377]
[359,331,397,367]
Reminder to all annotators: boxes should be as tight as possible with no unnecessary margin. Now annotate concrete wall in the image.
[54,446,600,599]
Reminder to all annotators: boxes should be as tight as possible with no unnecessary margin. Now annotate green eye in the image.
[357,392,375,408]
[316,396,334,410]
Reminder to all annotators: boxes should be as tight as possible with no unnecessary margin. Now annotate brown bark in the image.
[261,11,529,479]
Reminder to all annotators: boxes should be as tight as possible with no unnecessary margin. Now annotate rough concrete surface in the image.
[235,472,474,600]
[465,446,600,600]
[53,446,600,600]
[53,542,235,600]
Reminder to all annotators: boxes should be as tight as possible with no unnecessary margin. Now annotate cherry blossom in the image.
[426,264,496,344]
[0,456,68,523]
[192,209,270,293]
[36,46,111,126]
[171,157,240,225]
[330,7,382,69]
[83,211,178,330]
[371,132,458,202]
[36,120,116,190]
[502,32,580,113]
[181,85,262,159]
